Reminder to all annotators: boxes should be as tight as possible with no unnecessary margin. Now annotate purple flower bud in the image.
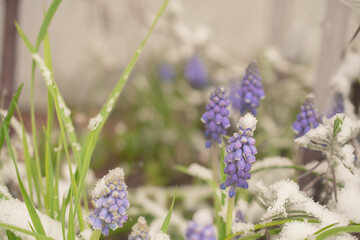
[202,86,231,148]
[185,55,208,89]
[292,95,320,138]
[128,217,151,240]
[235,61,265,116]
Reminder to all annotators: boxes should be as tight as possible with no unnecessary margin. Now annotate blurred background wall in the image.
[0,0,359,111]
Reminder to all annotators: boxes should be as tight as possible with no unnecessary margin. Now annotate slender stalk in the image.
[211,145,219,184]
[89,230,101,240]
[226,196,235,237]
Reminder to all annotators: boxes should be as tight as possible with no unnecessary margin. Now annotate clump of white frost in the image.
[79,228,93,240]
[187,163,212,181]
[0,185,13,200]
[231,222,254,235]
[0,198,63,240]
[92,168,125,198]
[257,179,349,226]
[295,113,360,174]
[279,222,318,240]
[32,53,53,86]
[193,208,213,225]
[237,113,257,131]
[57,96,71,118]
[154,231,170,240]
[88,114,103,131]
[106,98,115,112]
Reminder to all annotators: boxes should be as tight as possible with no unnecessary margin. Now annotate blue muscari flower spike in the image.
[185,55,208,89]
[292,95,320,138]
[220,113,258,198]
[201,86,231,148]
[327,92,344,118]
[237,61,265,116]
[128,217,151,240]
[158,62,175,82]
[185,209,216,240]
[89,168,130,236]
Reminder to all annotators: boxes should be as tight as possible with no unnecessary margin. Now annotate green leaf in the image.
[312,222,339,237]
[161,188,177,233]
[0,222,53,240]
[6,230,22,240]
[3,125,46,235]
[316,224,360,240]
[35,0,62,50]
[0,83,23,149]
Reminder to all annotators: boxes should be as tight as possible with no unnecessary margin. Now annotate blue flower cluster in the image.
[128,217,151,240]
[327,92,344,118]
[185,55,208,89]
[201,86,231,148]
[292,95,320,138]
[185,222,216,240]
[220,114,257,198]
[237,61,265,116]
[89,168,130,236]
[185,209,216,240]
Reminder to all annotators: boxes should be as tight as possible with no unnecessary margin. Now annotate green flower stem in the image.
[225,196,235,237]
[89,230,102,240]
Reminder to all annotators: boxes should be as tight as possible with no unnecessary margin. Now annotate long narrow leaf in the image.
[161,188,177,233]
[0,84,23,149]
[316,225,360,240]
[0,222,53,240]
[3,125,46,235]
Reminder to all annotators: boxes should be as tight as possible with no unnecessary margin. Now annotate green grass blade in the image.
[3,125,46,235]
[0,223,53,240]
[161,188,177,233]
[43,127,54,217]
[15,104,35,202]
[60,196,67,240]
[0,83,23,149]
[6,230,22,240]
[67,190,75,240]
[35,0,62,50]
[316,225,360,240]
[312,222,339,236]
[79,0,170,170]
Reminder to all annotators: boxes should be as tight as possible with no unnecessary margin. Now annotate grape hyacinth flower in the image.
[158,63,175,82]
[220,113,258,198]
[201,86,231,148]
[128,216,151,240]
[292,95,320,138]
[237,61,265,116]
[327,92,344,118]
[88,168,130,236]
[185,209,216,240]
[185,55,208,89]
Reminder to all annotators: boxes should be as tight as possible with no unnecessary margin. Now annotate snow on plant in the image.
[296,113,360,175]
[128,216,151,240]
[88,168,129,236]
